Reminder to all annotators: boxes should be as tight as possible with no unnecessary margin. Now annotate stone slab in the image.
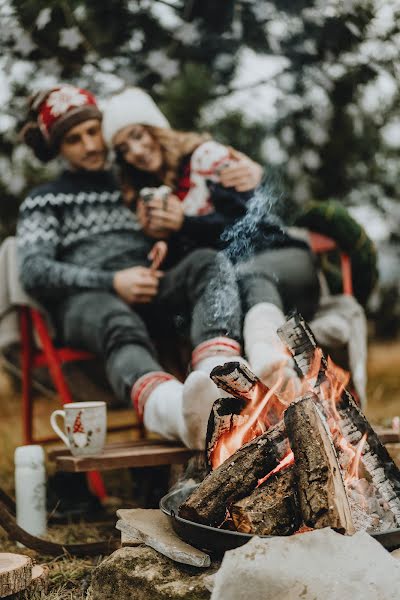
[116,509,210,568]
[211,529,400,600]
[88,546,216,600]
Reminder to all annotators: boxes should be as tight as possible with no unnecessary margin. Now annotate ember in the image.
[179,313,400,540]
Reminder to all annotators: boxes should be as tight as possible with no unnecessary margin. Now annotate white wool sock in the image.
[192,336,246,375]
[243,302,301,397]
[141,379,185,441]
[194,354,245,375]
[181,371,223,450]
[142,374,223,449]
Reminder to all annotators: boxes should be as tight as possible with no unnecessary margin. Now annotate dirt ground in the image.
[0,339,399,598]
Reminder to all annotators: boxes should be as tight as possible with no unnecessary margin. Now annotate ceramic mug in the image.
[50,401,107,456]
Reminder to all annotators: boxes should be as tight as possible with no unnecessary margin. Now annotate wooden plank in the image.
[375,428,400,445]
[53,444,196,472]
[48,438,177,460]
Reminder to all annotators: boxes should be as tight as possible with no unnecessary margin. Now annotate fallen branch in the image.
[0,497,119,557]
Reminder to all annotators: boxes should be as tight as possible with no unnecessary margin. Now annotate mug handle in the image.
[50,410,70,447]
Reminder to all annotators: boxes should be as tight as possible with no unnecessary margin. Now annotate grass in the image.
[0,338,399,597]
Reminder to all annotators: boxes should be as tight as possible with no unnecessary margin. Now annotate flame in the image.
[346,433,368,481]
[210,379,282,469]
[257,451,294,486]
[210,345,369,504]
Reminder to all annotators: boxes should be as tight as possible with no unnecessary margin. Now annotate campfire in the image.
[178,314,400,538]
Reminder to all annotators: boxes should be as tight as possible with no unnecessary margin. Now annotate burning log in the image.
[284,395,355,534]
[178,421,289,527]
[231,466,300,536]
[210,361,287,427]
[210,361,267,402]
[206,397,247,469]
[278,314,400,526]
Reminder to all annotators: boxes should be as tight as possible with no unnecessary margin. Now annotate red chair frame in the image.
[19,306,142,500]
[308,232,353,296]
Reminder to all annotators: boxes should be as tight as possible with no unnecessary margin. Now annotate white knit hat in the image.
[102,87,170,146]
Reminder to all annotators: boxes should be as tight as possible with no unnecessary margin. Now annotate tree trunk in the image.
[0,553,32,597]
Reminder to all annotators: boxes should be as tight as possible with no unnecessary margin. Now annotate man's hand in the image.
[219,147,263,192]
[148,240,168,271]
[113,266,162,304]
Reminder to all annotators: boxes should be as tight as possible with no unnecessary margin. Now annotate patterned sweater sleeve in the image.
[16,195,115,301]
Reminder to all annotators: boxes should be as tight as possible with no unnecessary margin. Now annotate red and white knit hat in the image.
[34,85,102,147]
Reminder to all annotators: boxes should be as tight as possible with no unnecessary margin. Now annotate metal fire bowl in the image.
[160,484,400,556]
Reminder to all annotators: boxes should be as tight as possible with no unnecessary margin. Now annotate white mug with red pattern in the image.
[50,401,107,456]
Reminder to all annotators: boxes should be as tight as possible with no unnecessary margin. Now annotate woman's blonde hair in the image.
[145,126,210,187]
[117,125,210,201]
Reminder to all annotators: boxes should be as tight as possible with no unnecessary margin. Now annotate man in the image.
[17,84,245,449]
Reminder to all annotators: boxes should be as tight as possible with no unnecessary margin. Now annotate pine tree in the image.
[0,0,399,244]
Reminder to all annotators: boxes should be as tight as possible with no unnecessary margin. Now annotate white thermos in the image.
[14,445,47,537]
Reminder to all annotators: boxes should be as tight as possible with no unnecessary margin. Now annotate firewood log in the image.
[0,553,32,597]
[179,421,289,527]
[206,397,247,469]
[284,395,355,534]
[231,466,300,535]
[210,362,288,426]
[278,313,400,526]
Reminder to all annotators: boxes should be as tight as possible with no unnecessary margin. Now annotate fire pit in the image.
[161,313,400,555]
[160,485,400,554]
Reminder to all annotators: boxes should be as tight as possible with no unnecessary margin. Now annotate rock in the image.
[392,548,400,560]
[116,509,210,567]
[211,529,400,600]
[88,546,216,600]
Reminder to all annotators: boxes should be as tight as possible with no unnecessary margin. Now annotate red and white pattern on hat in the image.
[38,85,98,140]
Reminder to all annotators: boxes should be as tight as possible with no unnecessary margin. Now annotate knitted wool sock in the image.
[181,371,224,450]
[132,372,185,441]
[132,371,219,448]
[192,337,243,374]
[243,302,301,400]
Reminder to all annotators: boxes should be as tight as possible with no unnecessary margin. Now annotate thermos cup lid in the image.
[14,444,45,467]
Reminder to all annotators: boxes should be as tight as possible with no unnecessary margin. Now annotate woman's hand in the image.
[138,193,184,236]
[113,266,162,304]
[137,199,169,239]
[219,147,263,192]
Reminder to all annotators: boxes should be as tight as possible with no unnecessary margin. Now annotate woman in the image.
[102,88,321,396]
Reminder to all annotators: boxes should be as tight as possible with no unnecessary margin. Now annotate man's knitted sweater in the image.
[17,169,154,303]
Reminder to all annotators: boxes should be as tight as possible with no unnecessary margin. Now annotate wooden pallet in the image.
[48,439,196,472]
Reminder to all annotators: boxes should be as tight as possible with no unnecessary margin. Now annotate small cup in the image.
[50,401,107,456]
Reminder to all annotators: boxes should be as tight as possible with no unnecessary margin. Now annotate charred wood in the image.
[210,362,287,426]
[231,466,300,536]
[284,395,355,534]
[206,397,247,470]
[178,421,289,527]
[278,313,400,526]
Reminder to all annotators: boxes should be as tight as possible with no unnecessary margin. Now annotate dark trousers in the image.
[236,247,320,321]
[55,249,241,405]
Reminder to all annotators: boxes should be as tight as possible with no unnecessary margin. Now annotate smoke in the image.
[203,181,286,333]
[222,182,284,264]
